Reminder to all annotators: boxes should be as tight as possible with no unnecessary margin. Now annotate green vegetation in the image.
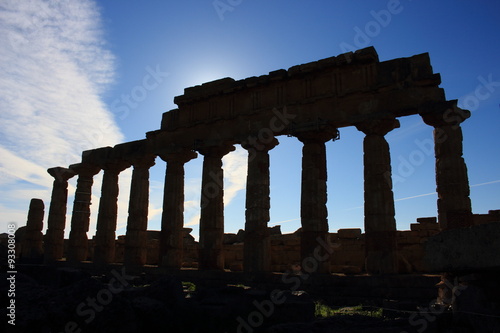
[182,281,196,292]
[315,302,383,319]
[227,284,251,289]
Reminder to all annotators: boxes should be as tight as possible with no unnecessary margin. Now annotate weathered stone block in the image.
[271,238,284,246]
[236,229,245,243]
[425,222,500,271]
[229,261,243,272]
[284,239,300,247]
[223,233,238,244]
[337,242,363,252]
[281,233,300,241]
[271,264,288,272]
[337,228,362,239]
[398,236,421,245]
[416,217,437,224]
[146,239,159,265]
[330,265,363,274]
[271,251,283,265]
[416,229,440,238]
[147,230,160,240]
[269,225,281,235]
[328,233,339,242]
[410,223,440,231]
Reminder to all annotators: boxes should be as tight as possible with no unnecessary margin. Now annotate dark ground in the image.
[3,265,493,333]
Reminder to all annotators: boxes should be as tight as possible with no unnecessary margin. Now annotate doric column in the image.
[242,138,279,273]
[421,104,472,230]
[158,150,197,269]
[93,160,130,266]
[355,118,400,274]
[21,198,45,259]
[67,163,100,263]
[197,143,235,270]
[296,130,337,274]
[124,155,156,268]
[44,167,76,263]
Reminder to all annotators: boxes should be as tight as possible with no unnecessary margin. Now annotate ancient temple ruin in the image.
[21,47,479,274]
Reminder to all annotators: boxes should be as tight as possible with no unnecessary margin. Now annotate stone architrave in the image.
[67,163,100,263]
[421,104,472,230]
[158,150,197,269]
[124,155,156,268]
[21,198,45,259]
[296,130,337,274]
[44,167,77,263]
[356,118,400,274]
[242,138,279,273]
[93,160,130,266]
[197,144,235,270]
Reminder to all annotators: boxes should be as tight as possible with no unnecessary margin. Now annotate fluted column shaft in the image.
[197,144,235,270]
[421,106,472,230]
[356,118,400,274]
[297,131,335,274]
[124,156,156,268]
[21,198,45,259]
[67,163,100,263]
[44,167,76,263]
[93,161,130,265]
[159,151,197,269]
[242,139,278,273]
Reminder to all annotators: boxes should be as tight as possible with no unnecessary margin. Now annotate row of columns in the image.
[41,107,471,274]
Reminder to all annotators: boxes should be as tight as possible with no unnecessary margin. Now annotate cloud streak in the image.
[0,0,124,234]
[344,179,500,212]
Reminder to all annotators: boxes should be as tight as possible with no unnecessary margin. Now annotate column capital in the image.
[241,137,279,152]
[128,154,157,169]
[295,127,339,144]
[420,104,471,128]
[355,117,400,136]
[47,167,77,182]
[69,163,101,177]
[159,150,197,164]
[196,143,235,158]
[98,159,131,173]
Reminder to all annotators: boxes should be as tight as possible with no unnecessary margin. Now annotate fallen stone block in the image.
[416,217,437,224]
[337,228,362,239]
[424,221,500,271]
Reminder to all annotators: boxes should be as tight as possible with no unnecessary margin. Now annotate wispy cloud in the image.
[343,180,500,212]
[394,191,437,202]
[0,0,124,234]
[221,146,248,205]
[269,217,300,226]
[470,180,500,188]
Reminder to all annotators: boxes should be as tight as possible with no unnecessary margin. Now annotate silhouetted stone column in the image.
[421,105,472,230]
[296,131,336,274]
[67,163,100,263]
[93,160,130,266]
[44,167,76,263]
[159,150,197,269]
[242,138,279,273]
[21,198,45,259]
[124,155,156,268]
[197,144,235,270]
[356,118,400,274]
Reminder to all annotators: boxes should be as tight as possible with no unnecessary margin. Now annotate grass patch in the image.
[182,281,196,292]
[315,302,383,319]
[227,284,251,289]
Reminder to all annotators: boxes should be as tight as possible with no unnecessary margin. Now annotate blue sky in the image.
[1,0,499,240]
